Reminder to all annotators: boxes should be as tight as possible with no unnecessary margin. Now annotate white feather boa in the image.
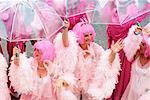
[58,89,77,100]
[0,53,11,100]
[54,31,78,99]
[54,31,78,83]
[9,53,33,95]
[123,25,143,61]
[138,91,150,100]
[88,50,121,100]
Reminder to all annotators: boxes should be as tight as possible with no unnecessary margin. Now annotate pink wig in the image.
[72,22,96,44]
[34,40,55,61]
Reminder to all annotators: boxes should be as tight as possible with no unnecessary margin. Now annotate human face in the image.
[139,42,147,55]
[83,33,93,45]
[34,48,42,62]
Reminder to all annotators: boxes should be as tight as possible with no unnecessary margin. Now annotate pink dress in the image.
[54,31,121,100]
[0,53,11,100]
[9,53,56,100]
[121,58,150,100]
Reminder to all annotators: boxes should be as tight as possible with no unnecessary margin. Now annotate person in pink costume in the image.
[9,40,57,100]
[0,52,11,100]
[54,18,124,100]
[9,38,78,100]
[121,23,150,100]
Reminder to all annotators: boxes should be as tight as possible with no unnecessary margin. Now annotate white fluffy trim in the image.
[138,91,150,100]
[59,73,77,87]
[58,89,77,100]
[0,53,11,100]
[88,50,121,100]
[54,31,78,74]
[9,53,33,94]
[123,25,143,61]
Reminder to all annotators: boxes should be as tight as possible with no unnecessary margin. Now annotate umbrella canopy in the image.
[46,0,98,17]
[0,0,63,42]
[87,0,150,25]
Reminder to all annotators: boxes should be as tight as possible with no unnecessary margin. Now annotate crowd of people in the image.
[0,16,149,100]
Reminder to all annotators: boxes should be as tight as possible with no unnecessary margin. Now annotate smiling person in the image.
[54,18,124,100]
[121,23,150,100]
[9,40,56,100]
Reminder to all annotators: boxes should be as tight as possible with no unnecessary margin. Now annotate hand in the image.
[43,60,50,67]
[13,47,21,56]
[143,28,150,36]
[62,19,70,29]
[55,79,68,89]
[13,47,21,66]
[111,39,124,53]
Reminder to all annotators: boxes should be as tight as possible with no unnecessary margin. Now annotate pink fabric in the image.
[107,12,150,100]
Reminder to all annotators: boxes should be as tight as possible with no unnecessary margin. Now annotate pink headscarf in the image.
[34,40,55,61]
[72,21,96,44]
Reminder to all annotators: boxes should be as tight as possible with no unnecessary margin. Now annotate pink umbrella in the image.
[0,0,63,42]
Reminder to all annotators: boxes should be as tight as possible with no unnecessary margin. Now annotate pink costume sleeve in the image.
[53,31,78,99]
[88,49,121,99]
[123,25,143,61]
[0,53,11,100]
[9,53,33,95]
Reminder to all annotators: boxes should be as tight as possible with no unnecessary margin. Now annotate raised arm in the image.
[109,39,124,64]
[9,47,33,94]
[123,25,143,61]
[62,19,70,47]
[13,46,21,66]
